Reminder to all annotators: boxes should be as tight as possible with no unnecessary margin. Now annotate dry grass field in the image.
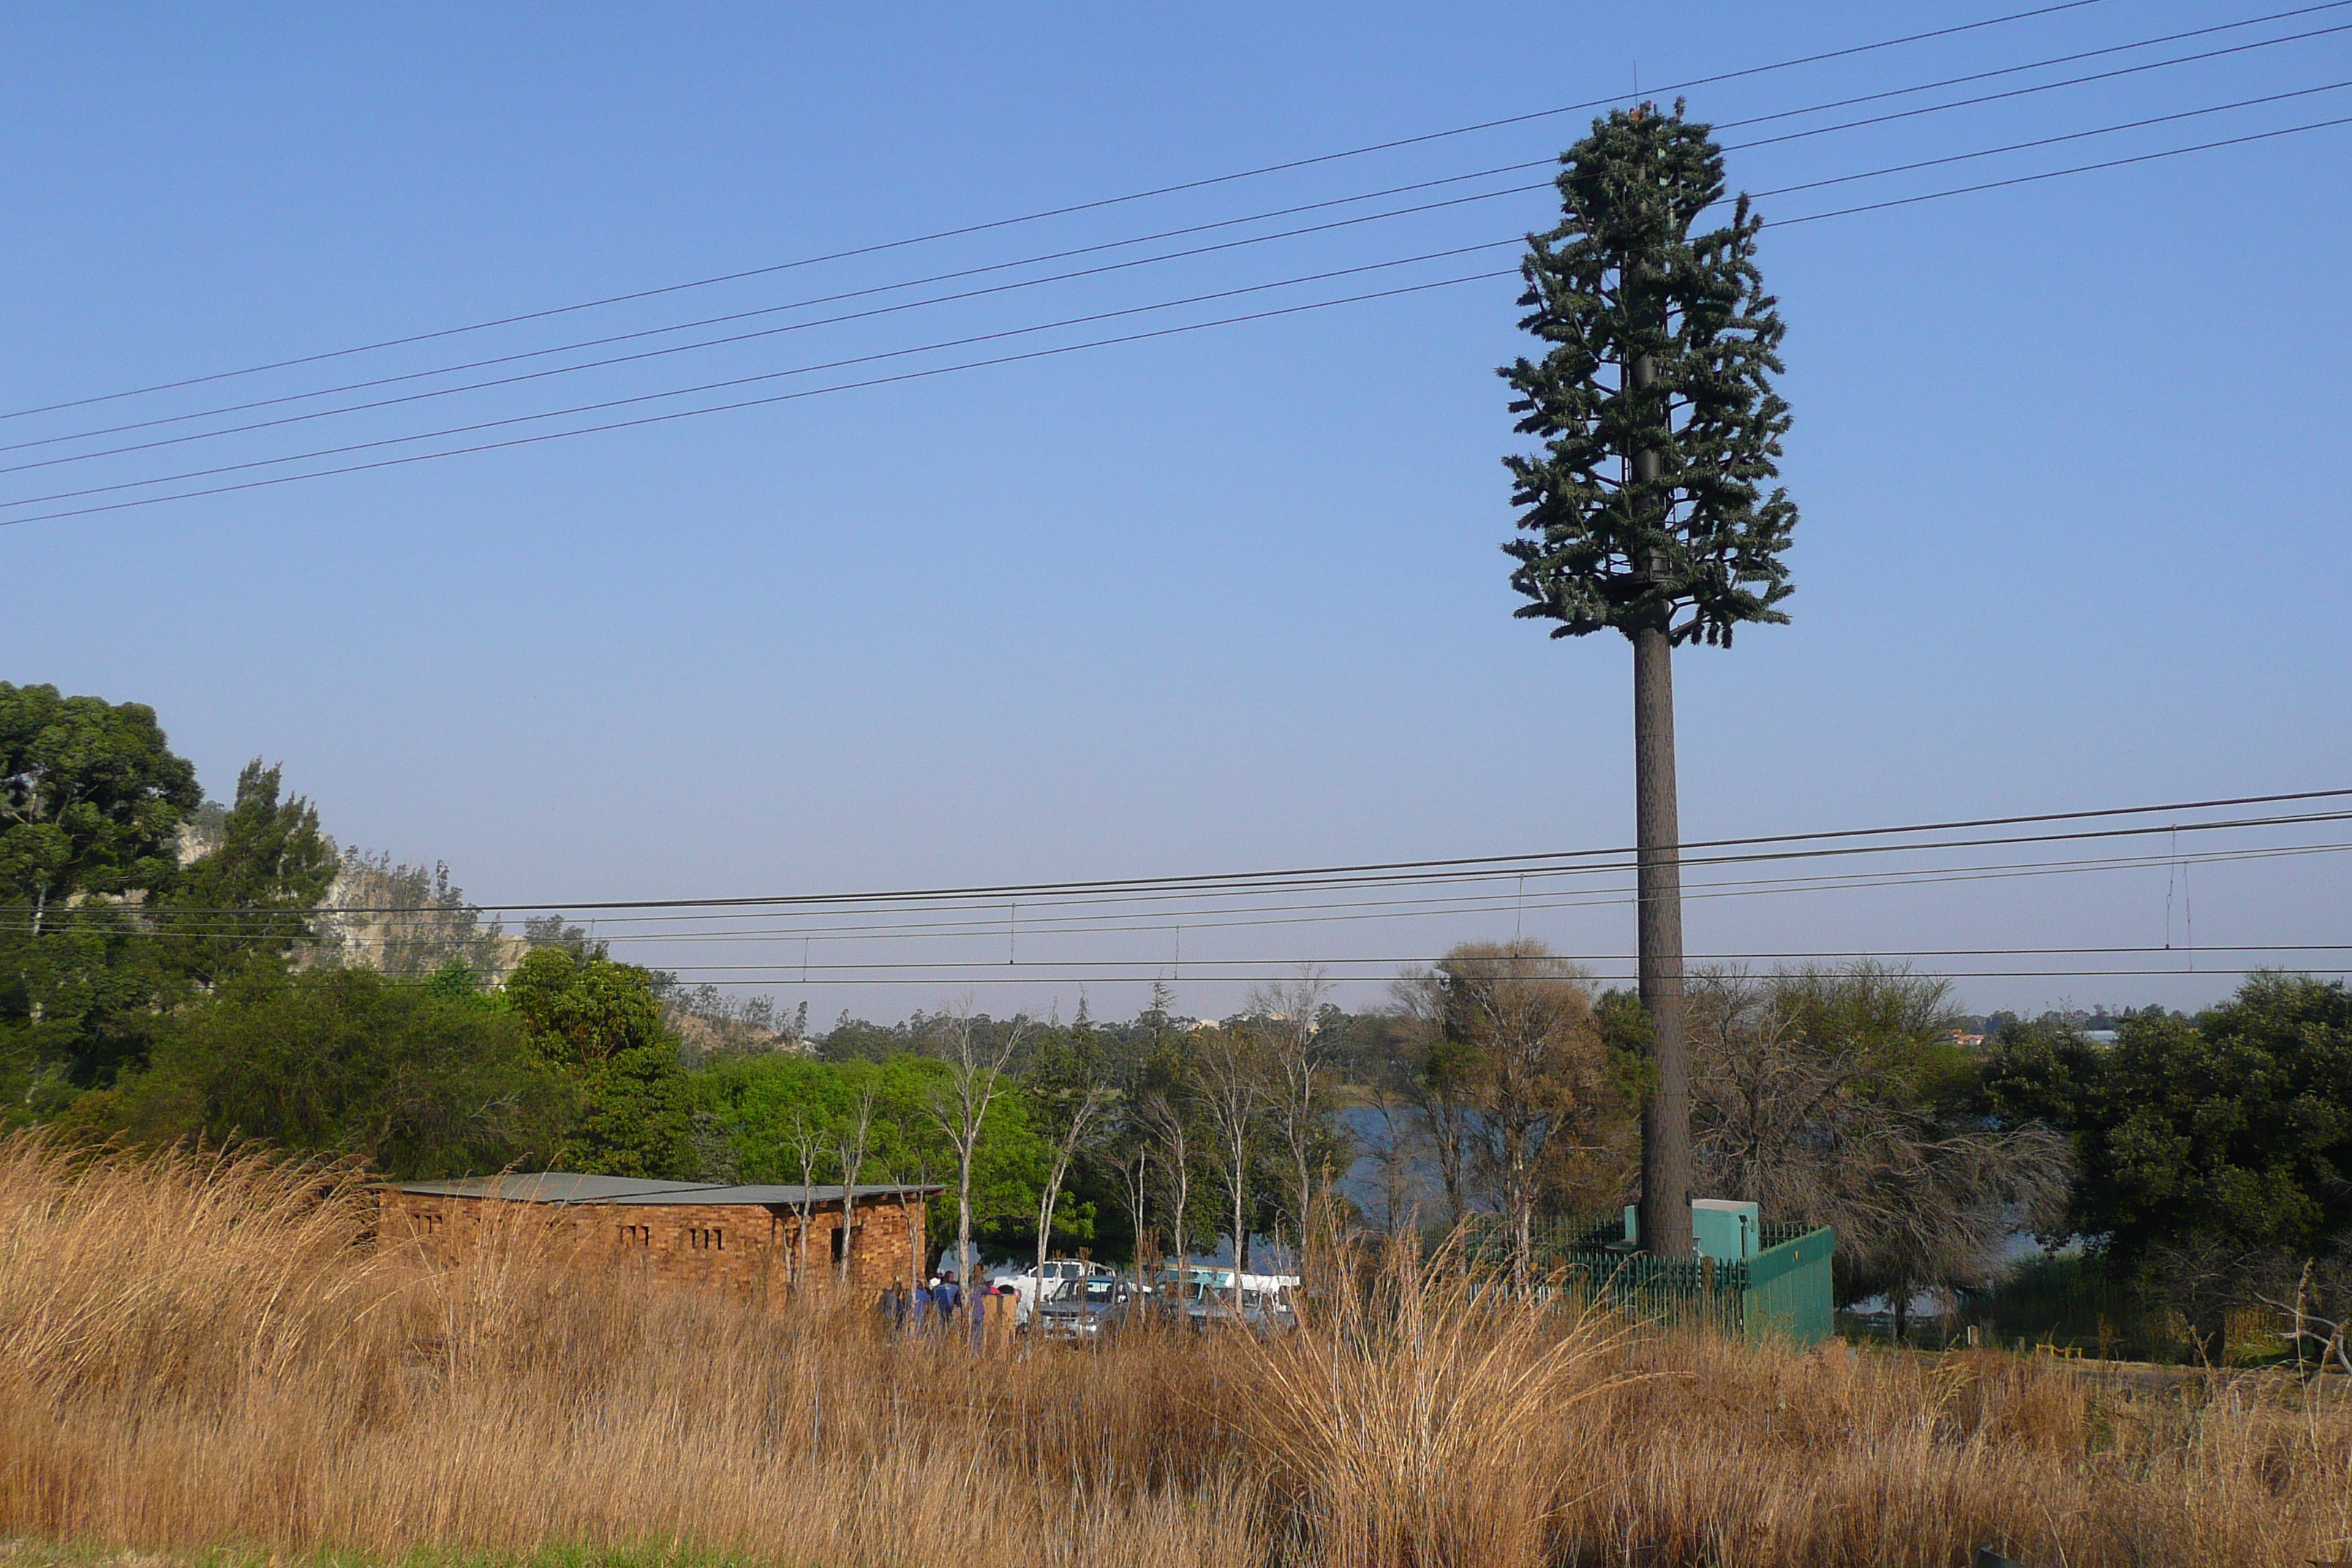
[3,1136,2345,1568]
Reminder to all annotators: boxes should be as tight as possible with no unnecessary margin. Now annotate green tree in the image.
[87,965,573,1178]
[503,946,696,1178]
[1981,975,2352,1340]
[1,685,203,1112]
[696,1051,1051,1262]
[0,683,200,919]
[157,761,337,988]
[1499,102,1796,1258]
[1,906,175,1118]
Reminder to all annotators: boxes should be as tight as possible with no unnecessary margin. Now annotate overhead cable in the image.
[49,786,2350,919]
[23,61,2351,484]
[0,0,2125,424]
[636,968,2351,987]
[11,103,2348,532]
[45,838,2350,946]
[16,1,2342,457]
[1768,109,2352,225]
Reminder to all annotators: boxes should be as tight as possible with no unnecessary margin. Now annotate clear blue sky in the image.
[4,1,2347,1023]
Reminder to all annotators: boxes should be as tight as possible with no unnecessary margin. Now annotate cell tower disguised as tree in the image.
[1500,101,1796,1259]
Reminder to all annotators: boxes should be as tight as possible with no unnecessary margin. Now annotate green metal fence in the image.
[1469,1216,1838,1346]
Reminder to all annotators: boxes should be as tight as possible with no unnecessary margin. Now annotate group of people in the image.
[878,1269,1018,1346]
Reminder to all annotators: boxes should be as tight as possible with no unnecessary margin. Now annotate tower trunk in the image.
[1631,622,1693,1258]
[1629,327,1694,1260]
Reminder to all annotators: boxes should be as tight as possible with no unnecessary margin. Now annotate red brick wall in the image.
[377,1191,927,1307]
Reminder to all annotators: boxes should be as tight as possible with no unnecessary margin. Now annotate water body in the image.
[1331,1102,1452,1224]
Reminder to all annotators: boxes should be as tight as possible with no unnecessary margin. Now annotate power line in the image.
[0,247,1523,511]
[0,263,1486,527]
[629,968,2352,987]
[0,265,1497,527]
[25,61,2348,486]
[1720,15,2352,155]
[0,0,2122,425]
[1740,76,2352,203]
[0,193,1537,480]
[666,958,2348,973]
[47,837,2350,947]
[69,811,2352,932]
[361,829,2352,935]
[513,841,2352,945]
[1705,0,2352,135]
[46,815,2352,935]
[1768,109,2352,226]
[53,829,2352,938]
[10,102,2345,532]
[39,822,2352,952]
[0,167,1546,458]
[51,786,2350,919]
[17,1,2338,459]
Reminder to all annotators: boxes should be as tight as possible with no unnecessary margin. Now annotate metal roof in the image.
[393,1174,720,1203]
[600,1183,938,1206]
[388,1172,939,1206]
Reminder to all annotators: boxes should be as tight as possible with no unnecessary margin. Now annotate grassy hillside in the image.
[2,1136,2344,1567]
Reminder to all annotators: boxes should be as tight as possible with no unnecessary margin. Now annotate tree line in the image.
[7,680,2346,1345]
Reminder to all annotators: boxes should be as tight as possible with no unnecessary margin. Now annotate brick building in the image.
[377,1172,937,1305]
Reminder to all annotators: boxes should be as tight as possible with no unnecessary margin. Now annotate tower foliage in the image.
[1501,100,1796,647]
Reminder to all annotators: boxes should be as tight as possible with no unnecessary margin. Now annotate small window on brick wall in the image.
[688,1227,725,1251]
[618,1223,652,1246]
[416,1211,444,1234]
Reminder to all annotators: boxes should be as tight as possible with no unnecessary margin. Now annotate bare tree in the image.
[1390,973,1478,1225]
[785,1112,823,1290]
[1142,1082,1196,1272]
[1131,985,1196,1277]
[1031,1078,1112,1297]
[1112,1135,1153,1294]
[833,1088,875,1284]
[320,848,514,981]
[1686,965,2072,1340]
[1397,941,1603,1290]
[897,1145,935,1294]
[2263,1260,2352,1382]
[1194,1025,1268,1306]
[1248,968,1338,1254]
[924,1004,1027,1291]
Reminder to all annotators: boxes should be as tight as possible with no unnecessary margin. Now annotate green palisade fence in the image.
[1471,1217,1838,1346]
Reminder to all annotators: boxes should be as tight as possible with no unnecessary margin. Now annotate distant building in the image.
[377,1172,937,1303]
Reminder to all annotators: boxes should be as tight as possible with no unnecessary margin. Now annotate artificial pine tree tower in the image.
[1499,101,1797,1259]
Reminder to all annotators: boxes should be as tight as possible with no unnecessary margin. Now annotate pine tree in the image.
[1499,101,1796,1257]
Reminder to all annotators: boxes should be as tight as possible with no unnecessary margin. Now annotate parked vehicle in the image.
[1184,1283,1297,1333]
[1034,1275,1139,1341]
[988,1257,1120,1327]
[1153,1265,1300,1333]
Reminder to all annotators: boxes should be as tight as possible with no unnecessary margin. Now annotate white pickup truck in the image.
[986,1258,1121,1327]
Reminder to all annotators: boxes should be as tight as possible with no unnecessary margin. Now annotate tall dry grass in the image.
[1241,1234,1634,1565]
[2,1135,2346,1568]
